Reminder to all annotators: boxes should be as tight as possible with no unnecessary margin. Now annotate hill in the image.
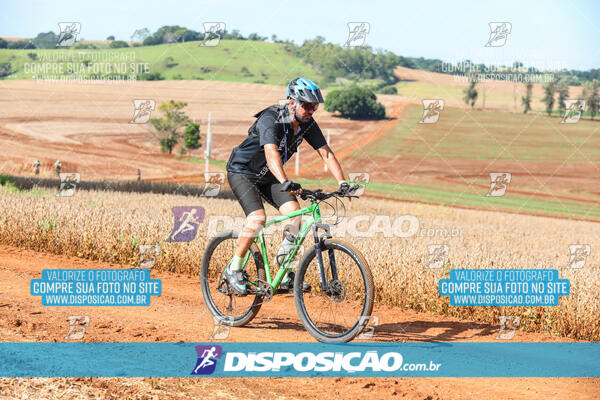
[0,40,323,84]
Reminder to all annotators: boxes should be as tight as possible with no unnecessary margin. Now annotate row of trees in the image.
[537,78,599,119]
[140,25,267,46]
[462,74,599,120]
[286,37,401,85]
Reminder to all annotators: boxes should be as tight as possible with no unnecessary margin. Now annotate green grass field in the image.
[297,177,600,220]
[0,40,322,84]
[357,105,600,162]
[339,104,600,220]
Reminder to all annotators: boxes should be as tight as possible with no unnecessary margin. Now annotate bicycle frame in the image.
[239,201,331,290]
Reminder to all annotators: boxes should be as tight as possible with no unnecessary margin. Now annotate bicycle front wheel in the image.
[294,239,374,342]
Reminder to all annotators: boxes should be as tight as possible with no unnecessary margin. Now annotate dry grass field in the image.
[0,80,383,181]
[1,185,598,340]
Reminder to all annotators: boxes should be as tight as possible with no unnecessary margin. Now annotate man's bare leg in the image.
[279,201,301,235]
[232,209,266,265]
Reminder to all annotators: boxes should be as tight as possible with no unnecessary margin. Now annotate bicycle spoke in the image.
[300,247,368,337]
[202,234,263,322]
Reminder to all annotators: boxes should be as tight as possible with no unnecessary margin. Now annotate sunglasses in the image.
[299,101,319,111]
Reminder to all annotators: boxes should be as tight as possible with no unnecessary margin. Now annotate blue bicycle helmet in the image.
[286,77,324,103]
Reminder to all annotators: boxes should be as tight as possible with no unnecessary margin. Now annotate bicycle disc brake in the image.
[326,279,346,303]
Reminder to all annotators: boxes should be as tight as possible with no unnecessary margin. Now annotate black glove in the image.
[281,180,301,192]
[338,182,351,195]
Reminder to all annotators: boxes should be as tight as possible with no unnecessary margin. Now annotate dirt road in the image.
[0,245,598,399]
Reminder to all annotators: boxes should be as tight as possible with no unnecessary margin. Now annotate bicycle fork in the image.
[313,223,338,291]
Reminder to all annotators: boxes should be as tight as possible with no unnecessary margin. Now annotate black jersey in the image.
[226,104,327,178]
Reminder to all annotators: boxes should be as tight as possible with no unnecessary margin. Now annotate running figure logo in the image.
[486,172,511,197]
[202,172,225,197]
[345,22,370,47]
[419,99,444,124]
[65,315,90,340]
[348,172,370,196]
[136,244,160,269]
[566,244,590,269]
[130,100,156,124]
[425,244,449,269]
[57,173,80,197]
[497,315,520,340]
[166,206,205,242]
[561,100,585,124]
[485,22,511,47]
[57,22,81,47]
[202,22,226,46]
[191,345,222,375]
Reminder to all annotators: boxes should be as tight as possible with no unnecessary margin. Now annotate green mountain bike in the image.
[200,185,375,343]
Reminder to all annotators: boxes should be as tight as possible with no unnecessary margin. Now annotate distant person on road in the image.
[33,160,40,175]
[223,77,350,295]
[54,160,62,176]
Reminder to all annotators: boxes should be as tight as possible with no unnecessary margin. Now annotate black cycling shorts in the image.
[227,172,297,216]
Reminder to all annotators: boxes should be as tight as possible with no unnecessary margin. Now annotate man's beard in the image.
[294,110,310,123]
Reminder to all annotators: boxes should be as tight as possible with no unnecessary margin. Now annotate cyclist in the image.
[54,160,62,176]
[224,77,349,295]
[33,159,41,175]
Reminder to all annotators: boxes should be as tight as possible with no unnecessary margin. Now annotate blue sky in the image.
[1,0,598,70]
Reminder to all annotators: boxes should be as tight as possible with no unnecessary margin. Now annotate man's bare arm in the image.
[264,143,288,183]
[317,144,345,184]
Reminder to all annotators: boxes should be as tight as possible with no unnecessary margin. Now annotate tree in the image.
[0,62,12,79]
[542,79,556,116]
[109,40,129,48]
[131,28,150,42]
[106,35,115,40]
[184,123,201,155]
[0,38,7,49]
[32,31,58,49]
[584,79,599,120]
[521,83,533,114]
[463,74,478,109]
[324,86,386,119]
[149,100,191,154]
[556,78,569,114]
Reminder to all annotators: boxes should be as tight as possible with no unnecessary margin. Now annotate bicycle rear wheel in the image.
[294,239,374,342]
[200,230,265,327]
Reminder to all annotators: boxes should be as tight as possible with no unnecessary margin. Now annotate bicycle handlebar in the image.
[284,185,360,202]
